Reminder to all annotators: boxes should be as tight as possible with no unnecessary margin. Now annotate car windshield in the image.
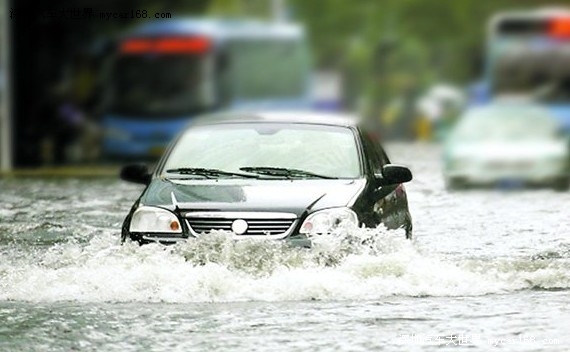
[452,106,561,142]
[162,123,361,179]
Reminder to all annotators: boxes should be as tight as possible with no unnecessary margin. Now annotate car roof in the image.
[191,111,361,128]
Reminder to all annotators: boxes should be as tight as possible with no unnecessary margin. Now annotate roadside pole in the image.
[0,0,12,171]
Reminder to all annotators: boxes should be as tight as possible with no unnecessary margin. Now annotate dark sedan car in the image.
[120,112,413,246]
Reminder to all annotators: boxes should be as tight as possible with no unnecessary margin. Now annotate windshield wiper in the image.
[166,168,260,179]
[239,166,338,179]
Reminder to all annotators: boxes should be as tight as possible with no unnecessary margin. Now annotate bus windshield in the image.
[109,54,213,116]
[493,49,570,102]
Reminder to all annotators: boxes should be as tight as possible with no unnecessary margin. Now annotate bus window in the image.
[110,52,214,116]
[228,40,309,100]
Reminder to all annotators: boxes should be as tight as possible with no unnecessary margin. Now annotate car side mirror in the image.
[374,164,412,186]
[120,164,151,185]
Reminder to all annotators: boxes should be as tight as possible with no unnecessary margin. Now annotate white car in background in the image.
[443,103,570,191]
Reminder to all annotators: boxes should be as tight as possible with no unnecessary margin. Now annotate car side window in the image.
[375,139,390,165]
[360,129,388,174]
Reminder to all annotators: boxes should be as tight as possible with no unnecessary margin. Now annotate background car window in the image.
[163,123,362,178]
[453,106,561,142]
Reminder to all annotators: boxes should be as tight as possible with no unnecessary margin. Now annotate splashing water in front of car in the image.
[1,223,568,303]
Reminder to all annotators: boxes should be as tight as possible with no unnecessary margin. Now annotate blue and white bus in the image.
[102,18,312,159]
[485,8,570,132]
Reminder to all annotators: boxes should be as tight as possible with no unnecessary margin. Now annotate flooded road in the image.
[1,143,569,351]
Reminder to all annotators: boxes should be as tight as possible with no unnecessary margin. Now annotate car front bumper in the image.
[129,232,313,248]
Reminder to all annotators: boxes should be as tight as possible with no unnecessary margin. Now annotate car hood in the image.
[140,178,366,216]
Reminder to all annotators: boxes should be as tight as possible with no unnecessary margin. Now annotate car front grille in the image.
[185,212,297,238]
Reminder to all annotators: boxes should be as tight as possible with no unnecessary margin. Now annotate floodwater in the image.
[0,143,569,351]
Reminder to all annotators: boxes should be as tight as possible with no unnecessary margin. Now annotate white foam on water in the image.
[0,227,568,303]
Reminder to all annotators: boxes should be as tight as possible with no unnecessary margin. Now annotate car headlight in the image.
[129,206,182,233]
[299,207,358,235]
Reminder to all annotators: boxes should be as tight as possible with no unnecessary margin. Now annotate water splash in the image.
[1,226,568,303]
